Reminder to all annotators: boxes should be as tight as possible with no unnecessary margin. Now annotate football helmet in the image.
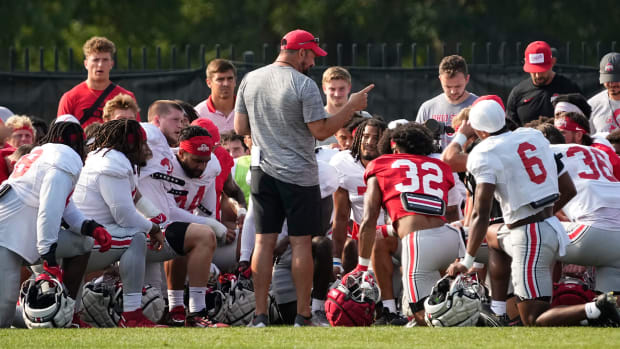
[224,279,257,326]
[424,274,482,327]
[20,274,75,328]
[325,270,380,326]
[80,277,118,327]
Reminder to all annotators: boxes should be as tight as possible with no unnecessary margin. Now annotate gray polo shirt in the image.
[236,64,327,186]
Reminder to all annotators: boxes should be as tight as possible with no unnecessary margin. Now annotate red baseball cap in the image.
[281,29,327,57]
[523,41,553,73]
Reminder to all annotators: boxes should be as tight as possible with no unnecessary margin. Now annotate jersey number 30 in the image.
[391,159,444,198]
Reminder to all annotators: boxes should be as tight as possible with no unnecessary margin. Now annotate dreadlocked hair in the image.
[349,118,387,161]
[91,119,145,167]
[39,121,86,161]
[381,122,435,156]
[179,126,211,141]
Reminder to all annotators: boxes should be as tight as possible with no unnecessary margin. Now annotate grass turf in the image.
[1,327,618,348]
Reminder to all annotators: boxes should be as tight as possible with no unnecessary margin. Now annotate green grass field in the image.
[1,327,618,348]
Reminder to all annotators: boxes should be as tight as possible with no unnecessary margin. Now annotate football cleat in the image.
[592,292,620,327]
[71,312,92,328]
[118,309,168,328]
[185,310,229,328]
[374,308,408,326]
[164,306,186,327]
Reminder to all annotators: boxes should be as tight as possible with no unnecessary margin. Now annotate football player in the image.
[352,123,463,326]
[138,101,228,327]
[447,98,620,326]
[0,120,112,328]
[329,118,409,324]
[536,122,620,294]
[73,119,167,328]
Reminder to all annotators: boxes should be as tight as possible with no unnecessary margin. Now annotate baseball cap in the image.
[472,95,505,111]
[281,29,327,57]
[469,99,506,133]
[599,52,620,84]
[523,41,553,73]
[56,114,81,125]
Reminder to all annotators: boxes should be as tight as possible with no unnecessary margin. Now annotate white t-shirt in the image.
[416,93,478,150]
[588,89,620,133]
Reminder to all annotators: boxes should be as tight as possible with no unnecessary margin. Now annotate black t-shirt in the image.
[506,74,582,126]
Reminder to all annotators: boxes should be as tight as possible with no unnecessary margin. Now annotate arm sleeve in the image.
[98,174,152,232]
[63,199,87,233]
[301,80,328,123]
[36,169,74,256]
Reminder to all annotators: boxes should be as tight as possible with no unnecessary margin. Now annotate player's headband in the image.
[554,101,585,117]
[127,126,147,144]
[554,116,587,134]
[179,136,214,156]
[12,125,34,135]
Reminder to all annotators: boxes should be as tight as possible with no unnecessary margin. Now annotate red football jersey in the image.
[364,153,454,223]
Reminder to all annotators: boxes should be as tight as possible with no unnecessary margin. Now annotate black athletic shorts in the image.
[251,167,321,237]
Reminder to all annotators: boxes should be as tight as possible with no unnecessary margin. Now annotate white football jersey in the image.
[467,128,559,224]
[329,150,385,225]
[170,150,221,216]
[8,143,82,207]
[550,143,620,225]
[74,148,152,234]
[2,143,84,262]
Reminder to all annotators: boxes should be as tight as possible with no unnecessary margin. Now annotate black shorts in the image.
[251,168,321,237]
[164,221,189,255]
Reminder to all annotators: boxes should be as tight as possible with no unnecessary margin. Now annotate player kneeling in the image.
[350,123,463,326]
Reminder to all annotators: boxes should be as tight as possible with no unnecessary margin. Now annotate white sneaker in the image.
[405,318,418,328]
[311,310,330,327]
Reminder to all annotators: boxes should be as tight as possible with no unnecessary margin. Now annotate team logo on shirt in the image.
[605,62,614,73]
[198,144,210,152]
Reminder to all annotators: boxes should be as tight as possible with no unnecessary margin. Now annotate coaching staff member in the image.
[234,29,373,327]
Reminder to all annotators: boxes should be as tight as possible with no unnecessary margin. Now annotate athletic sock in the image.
[123,292,142,312]
[167,289,185,311]
[311,298,325,312]
[383,299,396,313]
[585,301,602,319]
[188,287,207,313]
[491,300,507,316]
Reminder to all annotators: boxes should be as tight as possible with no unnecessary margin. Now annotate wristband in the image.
[358,257,371,268]
[451,133,467,147]
[237,207,247,217]
[459,253,475,269]
[333,258,343,272]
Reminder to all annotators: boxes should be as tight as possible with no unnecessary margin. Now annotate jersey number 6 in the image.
[517,142,547,184]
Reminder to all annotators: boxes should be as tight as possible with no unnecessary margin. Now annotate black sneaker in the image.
[375,308,408,326]
[591,292,620,327]
[247,313,269,328]
[477,306,522,327]
[293,314,313,327]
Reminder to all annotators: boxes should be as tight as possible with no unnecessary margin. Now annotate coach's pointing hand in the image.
[348,84,375,111]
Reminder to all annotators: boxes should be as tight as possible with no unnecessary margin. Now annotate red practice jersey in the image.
[364,153,454,224]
